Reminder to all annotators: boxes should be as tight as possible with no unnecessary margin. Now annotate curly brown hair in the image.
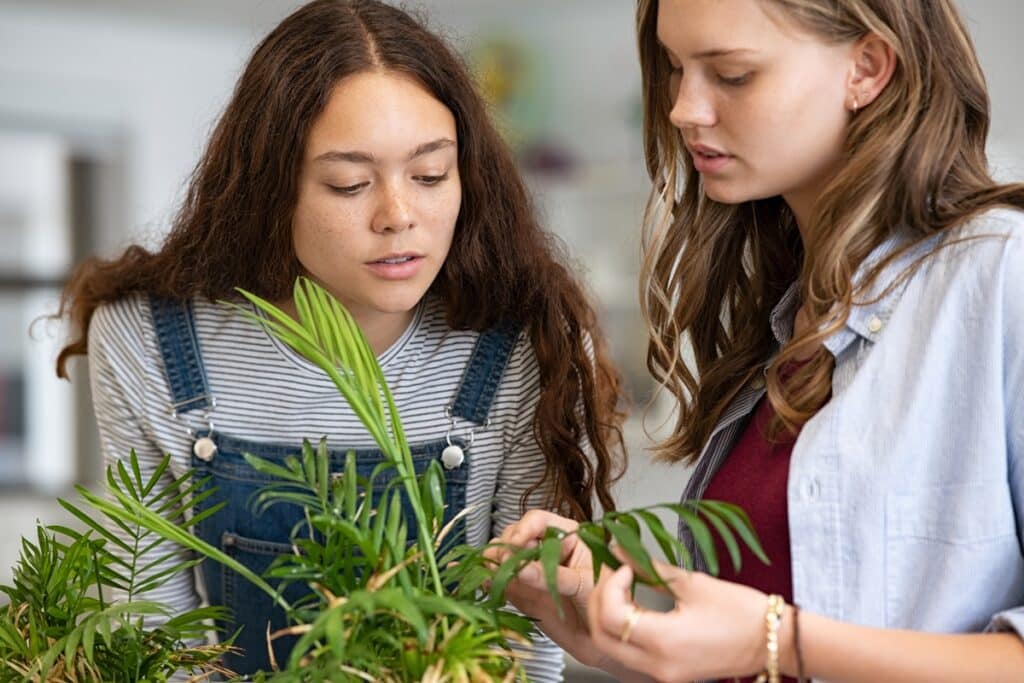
[56,0,626,520]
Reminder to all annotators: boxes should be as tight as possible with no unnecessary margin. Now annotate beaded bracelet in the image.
[753,594,784,683]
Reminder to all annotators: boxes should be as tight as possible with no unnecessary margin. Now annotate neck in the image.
[783,189,814,244]
[274,298,417,357]
[356,308,417,356]
[783,159,842,245]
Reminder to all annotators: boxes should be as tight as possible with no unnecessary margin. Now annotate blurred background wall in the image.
[0,1,1020,679]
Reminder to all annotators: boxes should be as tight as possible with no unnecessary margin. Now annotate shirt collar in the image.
[767,229,939,356]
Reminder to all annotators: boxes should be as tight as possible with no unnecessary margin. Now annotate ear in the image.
[846,33,896,113]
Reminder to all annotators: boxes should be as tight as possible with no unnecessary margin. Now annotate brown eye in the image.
[717,73,753,86]
[327,182,368,195]
[415,174,448,186]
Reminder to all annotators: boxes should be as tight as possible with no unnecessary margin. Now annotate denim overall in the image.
[149,297,519,676]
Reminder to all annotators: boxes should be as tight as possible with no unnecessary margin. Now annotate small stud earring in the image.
[851,95,860,113]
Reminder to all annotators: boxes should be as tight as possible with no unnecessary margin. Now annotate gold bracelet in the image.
[753,594,784,683]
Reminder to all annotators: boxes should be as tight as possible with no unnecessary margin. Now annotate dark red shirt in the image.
[702,393,797,683]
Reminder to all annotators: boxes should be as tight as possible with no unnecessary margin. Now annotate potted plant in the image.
[1,278,766,681]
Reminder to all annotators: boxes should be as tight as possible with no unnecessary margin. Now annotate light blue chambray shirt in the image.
[680,207,1024,658]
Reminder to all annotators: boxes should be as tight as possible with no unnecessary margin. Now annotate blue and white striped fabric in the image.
[88,293,566,681]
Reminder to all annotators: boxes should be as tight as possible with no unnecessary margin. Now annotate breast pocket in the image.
[885,480,1020,631]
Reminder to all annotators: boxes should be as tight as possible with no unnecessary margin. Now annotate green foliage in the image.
[1,276,768,682]
[477,501,767,620]
[0,451,235,682]
[228,278,764,675]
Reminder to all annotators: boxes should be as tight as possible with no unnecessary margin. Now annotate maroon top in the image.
[702,393,798,683]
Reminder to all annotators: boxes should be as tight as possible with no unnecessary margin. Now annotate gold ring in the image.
[619,605,642,644]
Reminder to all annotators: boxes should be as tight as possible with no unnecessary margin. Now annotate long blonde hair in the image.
[636,0,1024,463]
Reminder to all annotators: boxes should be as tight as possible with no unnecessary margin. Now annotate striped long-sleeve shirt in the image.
[87,292,565,681]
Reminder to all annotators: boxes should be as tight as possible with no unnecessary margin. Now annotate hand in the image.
[587,548,769,682]
[484,509,601,666]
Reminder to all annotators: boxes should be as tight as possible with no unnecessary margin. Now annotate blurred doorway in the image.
[0,129,117,492]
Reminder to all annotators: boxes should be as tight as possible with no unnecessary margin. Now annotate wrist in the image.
[598,655,655,683]
[778,605,797,677]
[739,592,773,677]
[750,594,787,683]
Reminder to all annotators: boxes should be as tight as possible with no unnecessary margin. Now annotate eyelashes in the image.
[328,182,369,195]
[414,173,449,186]
[326,173,451,196]
[716,73,752,86]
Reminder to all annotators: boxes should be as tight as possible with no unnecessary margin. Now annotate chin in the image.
[371,288,430,316]
[703,185,748,205]
[703,180,777,206]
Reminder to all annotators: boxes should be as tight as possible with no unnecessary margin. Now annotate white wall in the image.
[2,0,1019,250]
[0,3,254,253]
[960,0,1024,179]
[0,0,645,253]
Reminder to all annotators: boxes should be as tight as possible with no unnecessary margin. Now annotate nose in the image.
[371,181,415,233]
[668,74,717,131]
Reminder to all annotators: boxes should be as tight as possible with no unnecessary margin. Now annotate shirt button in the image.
[803,478,820,501]
[867,316,883,333]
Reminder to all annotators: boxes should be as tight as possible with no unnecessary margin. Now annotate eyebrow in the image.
[313,138,456,164]
[692,47,757,59]
[656,38,756,60]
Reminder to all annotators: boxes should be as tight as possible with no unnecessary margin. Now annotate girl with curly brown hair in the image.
[55,1,626,678]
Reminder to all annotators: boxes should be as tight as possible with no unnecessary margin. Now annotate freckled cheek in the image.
[293,199,367,256]
[418,184,462,239]
[719,93,784,161]
[735,85,826,161]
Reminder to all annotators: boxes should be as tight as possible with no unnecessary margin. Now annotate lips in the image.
[687,142,734,174]
[367,251,423,264]
[365,252,425,281]
[372,255,416,265]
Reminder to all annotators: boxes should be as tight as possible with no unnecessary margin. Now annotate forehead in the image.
[305,70,457,153]
[655,0,797,55]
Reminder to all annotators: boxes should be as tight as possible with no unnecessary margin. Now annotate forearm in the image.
[780,608,1024,683]
[592,655,657,683]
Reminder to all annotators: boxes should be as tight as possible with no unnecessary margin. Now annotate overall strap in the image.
[149,296,212,416]
[449,319,521,425]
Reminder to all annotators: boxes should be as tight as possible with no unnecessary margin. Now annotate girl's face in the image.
[657,0,854,225]
[291,70,461,333]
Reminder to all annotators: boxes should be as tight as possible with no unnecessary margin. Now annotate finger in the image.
[559,531,586,564]
[612,548,689,595]
[481,542,509,569]
[589,563,635,640]
[587,565,669,678]
[482,536,531,567]
[515,560,591,597]
[498,509,579,547]
[594,607,681,678]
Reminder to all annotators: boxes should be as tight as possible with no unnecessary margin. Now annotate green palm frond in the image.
[230,277,767,676]
[230,279,445,596]
[0,275,766,681]
[0,451,236,682]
